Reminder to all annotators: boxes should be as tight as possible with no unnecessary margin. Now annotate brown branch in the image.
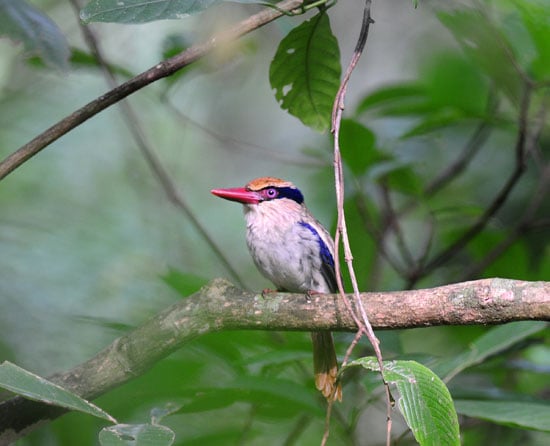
[364,89,498,290]
[423,90,498,197]
[378,181,415,269]
[406,83,535,287]
[1,277,548,444]
[330,2,395,443]
[331,0,377,361]
[460,164,550,280]
[330,2,393,443]
[0,0,305,180]
[353,190,408,285]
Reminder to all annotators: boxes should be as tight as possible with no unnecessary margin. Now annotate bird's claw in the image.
[305,289,321,303]
[261,288,277,298]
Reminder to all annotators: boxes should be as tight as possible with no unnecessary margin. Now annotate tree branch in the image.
[1,277,548,443]
[406,82,536,287]
[0,0,305,180]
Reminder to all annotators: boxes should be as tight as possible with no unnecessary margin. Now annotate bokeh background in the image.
[0,0,548,444]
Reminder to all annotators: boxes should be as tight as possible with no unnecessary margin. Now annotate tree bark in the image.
[0,277,548,444]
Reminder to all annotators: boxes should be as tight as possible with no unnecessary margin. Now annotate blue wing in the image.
[299,221,338,293]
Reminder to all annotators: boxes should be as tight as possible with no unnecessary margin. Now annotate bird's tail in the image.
[311,331,342,401]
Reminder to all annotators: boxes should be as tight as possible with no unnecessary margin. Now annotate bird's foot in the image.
[305,289,322,303]
[261,288,277,298]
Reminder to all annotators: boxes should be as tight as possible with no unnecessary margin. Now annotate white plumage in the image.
[244,197,335,294]
[211,177,342,401]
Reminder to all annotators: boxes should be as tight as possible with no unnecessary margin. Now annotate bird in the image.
[211,176,342,401]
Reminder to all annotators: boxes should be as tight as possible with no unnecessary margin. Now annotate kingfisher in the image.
[211,177,342,401]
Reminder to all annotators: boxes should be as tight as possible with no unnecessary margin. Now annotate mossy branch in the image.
[0,277,548,444]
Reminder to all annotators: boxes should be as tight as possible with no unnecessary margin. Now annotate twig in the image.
[353,190,408,284]
[67,0,246,288]
[475,0,533,87]
[378,181,415,268]
[407,83,534,287]
[423,91,498,196]
[0,0,305,180]
[377,91,498,282]
[321,397,335,446]
[460,94,550,280]
[329,1,393,445]
[460,164,550,280]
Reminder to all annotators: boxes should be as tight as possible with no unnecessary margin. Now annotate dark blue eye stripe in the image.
[271,186,304,204]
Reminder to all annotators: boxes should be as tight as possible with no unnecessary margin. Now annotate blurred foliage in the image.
[0,0,70,71]
[0,0,549,445]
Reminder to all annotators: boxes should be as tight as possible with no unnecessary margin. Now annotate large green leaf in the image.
[514,0,550,79]
[356,53,491,138]
[367,160,423,196]
[355,83,427,115]
[99,424,175,446]
[0,0,69,70]
[175,376,324,418]
[345,358,460,446]
[269,12,341,131]
[81,0,260,24]
[0,361,116,423]
[81,0,215,23]
[438,9,521,102]
[339,119,380,176]
[454,400,550,432]
[432,321,548,382]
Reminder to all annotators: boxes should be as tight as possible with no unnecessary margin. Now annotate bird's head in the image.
[211,177,304,207]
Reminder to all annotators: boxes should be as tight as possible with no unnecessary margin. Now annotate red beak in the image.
[211,187,262,204]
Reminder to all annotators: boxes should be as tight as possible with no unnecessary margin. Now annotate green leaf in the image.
[437,9,521,102]
[99,424,175,446]
[454,400,550,432]
[419,53,487,116]
[176,376,324,418]
[269,12,341,132]
[401,109,468,138]
[345,358,460,446]
[175,430,244,446]
[432,321,548,381]
[0,361,116,423]
[0,0,70,71]
[339,119,380,176]
[29,47,135,78]
[69,48,134,77]
[514,0,550,79]
[81,0,216,23]
[355,83,427,115]
[81,0,260,24]
[161,268,208,297]
[162,34,191,60]
[356,54,490,137]
[368,161,422,196]
[340,196,376,292]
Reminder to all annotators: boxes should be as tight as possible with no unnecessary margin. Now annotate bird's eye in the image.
[263,188,278,199]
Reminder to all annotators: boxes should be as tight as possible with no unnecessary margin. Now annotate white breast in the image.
[243,199,333,293]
